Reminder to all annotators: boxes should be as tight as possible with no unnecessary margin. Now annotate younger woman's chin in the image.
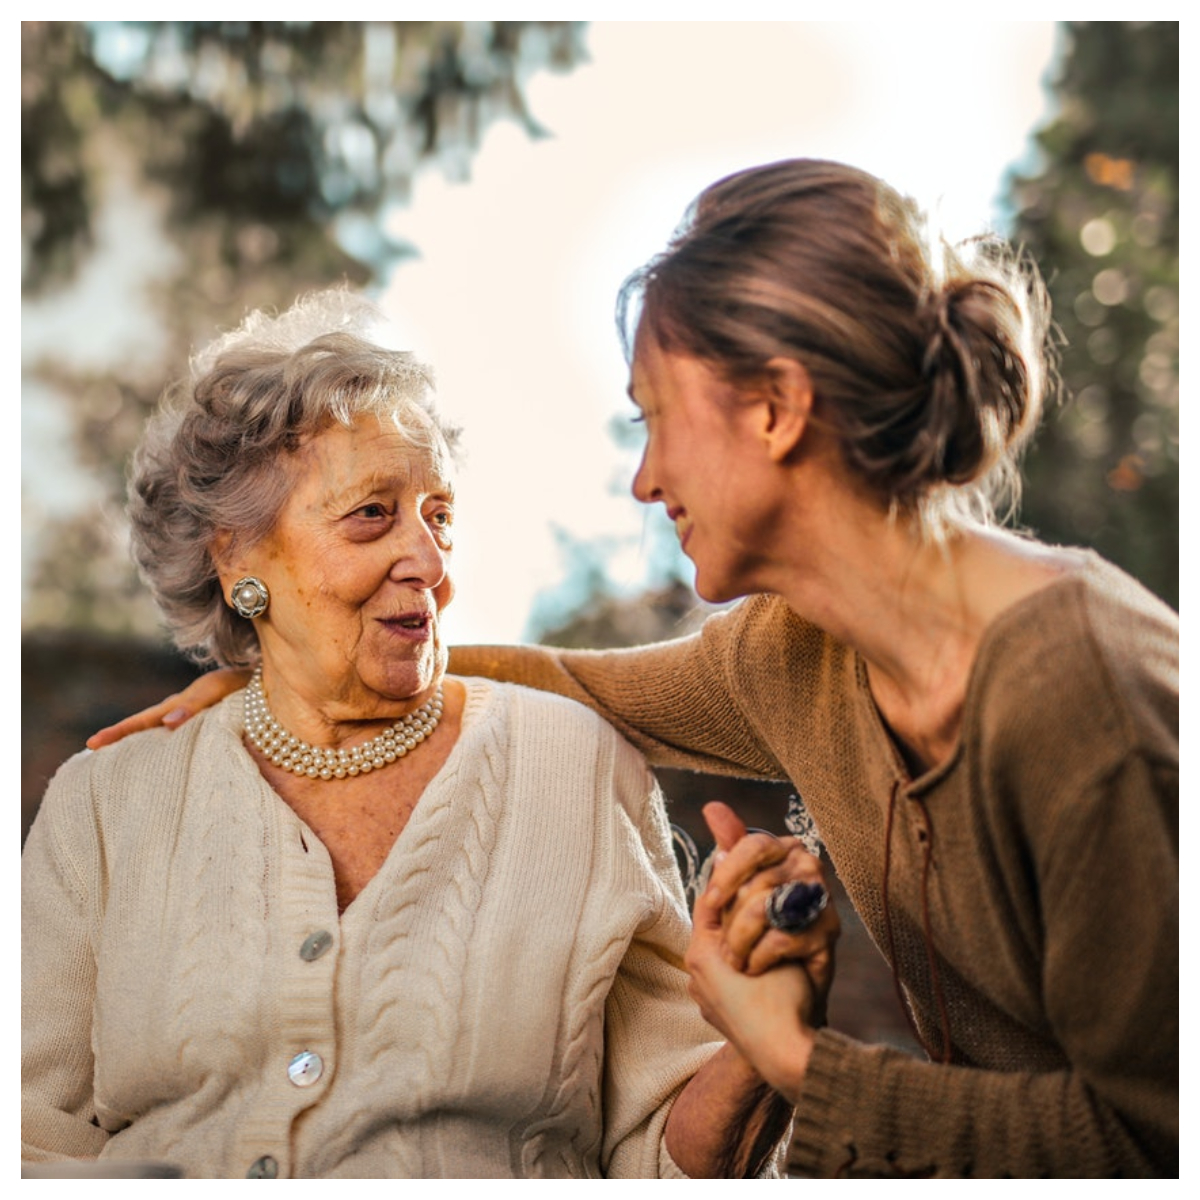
[691,572,747,606]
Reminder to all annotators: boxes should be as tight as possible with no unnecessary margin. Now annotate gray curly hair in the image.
[128,288,460,668]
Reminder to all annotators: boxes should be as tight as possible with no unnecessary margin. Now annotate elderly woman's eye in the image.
[354,503,389,519]
[426,508,454,545]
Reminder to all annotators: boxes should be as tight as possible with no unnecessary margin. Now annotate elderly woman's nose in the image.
[386,521,448,585]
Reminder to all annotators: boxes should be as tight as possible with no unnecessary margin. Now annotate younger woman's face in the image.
[628,337,787,604]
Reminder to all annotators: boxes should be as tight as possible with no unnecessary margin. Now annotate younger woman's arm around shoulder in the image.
[87,600,788,778]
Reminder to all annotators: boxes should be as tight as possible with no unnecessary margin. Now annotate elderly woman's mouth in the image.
[379,613,434,639]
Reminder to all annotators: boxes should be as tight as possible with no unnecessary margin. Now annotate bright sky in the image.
[379,20,1059,646]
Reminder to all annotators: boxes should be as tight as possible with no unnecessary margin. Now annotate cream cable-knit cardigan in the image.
[23,679,747,1179]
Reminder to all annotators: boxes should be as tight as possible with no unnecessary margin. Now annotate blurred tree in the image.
[22,20,587,635]
[1008,20,1178,607]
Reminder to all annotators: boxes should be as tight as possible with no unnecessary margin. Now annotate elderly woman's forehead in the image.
[299,413,453,481]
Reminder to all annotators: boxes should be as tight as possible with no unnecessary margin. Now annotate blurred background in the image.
[22,20,1179,1084]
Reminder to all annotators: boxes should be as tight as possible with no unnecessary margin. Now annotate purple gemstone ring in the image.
[765,881,828,933]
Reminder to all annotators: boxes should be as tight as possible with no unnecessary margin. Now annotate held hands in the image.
[701,801,838,991]
[85,668,250,749]
[684,801,839,1104]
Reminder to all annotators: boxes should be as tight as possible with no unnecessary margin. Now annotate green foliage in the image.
[23,21,587,293]
[1008,21,1178,607]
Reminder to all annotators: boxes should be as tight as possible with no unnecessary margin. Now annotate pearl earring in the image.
[230,576,270,619]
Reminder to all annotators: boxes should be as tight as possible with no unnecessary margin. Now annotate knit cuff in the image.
[787,1027,868,1177]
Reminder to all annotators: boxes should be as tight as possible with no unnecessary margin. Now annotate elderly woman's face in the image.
[229,414,454,718]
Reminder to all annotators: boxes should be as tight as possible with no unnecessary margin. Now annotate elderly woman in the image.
[123,161,1178,1177]
[21,291,800,1179]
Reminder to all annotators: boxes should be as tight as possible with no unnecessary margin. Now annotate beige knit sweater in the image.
[450,551,1178,1177]
[22,679,739,1179]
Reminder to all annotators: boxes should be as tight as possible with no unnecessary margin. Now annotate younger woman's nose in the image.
[632,453,661,504]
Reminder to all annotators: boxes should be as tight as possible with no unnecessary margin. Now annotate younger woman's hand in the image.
[86,668,251,749]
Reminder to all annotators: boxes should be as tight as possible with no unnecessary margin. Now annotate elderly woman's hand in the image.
[86,668,250,750]
[701,802,839,998]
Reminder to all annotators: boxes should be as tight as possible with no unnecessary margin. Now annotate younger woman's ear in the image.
[760,357,814,462]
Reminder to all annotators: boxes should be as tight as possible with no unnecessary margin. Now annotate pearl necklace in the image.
[243,668,444,781]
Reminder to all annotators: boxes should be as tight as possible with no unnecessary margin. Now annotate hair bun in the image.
[916,258,1046,503]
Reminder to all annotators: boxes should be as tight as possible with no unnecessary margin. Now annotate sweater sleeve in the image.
[450,601,785,781]
[22,755,110,1162]
[790,750,1178,1177]
[597,745,788,1179]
